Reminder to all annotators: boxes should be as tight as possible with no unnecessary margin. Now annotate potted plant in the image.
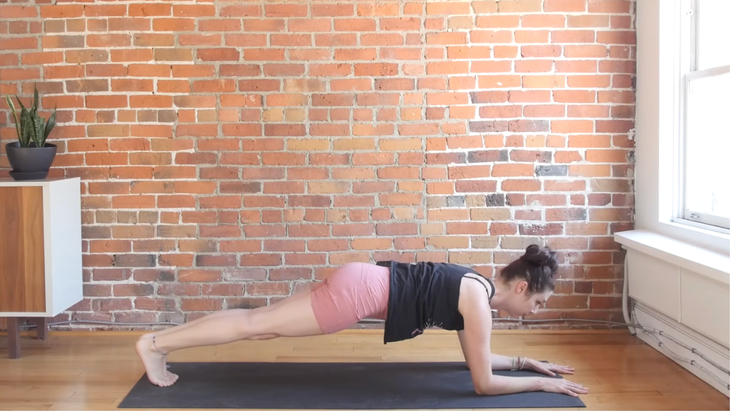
[4,85,57,181]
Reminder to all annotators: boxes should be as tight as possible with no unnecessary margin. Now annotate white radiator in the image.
[616,230,730,397]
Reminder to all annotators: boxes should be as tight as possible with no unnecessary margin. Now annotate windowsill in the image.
[614,229,730,285]
[668,218,730,238]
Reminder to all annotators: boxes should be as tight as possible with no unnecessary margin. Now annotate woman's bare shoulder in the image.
[458,277,491,316]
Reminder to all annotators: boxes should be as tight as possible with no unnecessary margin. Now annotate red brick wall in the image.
[0,0,635,330]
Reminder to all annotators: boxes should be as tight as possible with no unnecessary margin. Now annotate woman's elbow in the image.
[473,378,496,396]
[474,385,492,396]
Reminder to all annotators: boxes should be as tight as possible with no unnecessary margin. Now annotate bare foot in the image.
[135,334,179,387]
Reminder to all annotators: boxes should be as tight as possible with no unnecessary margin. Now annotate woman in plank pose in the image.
[136,244,588,397]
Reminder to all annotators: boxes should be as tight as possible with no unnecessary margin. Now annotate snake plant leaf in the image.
[6,96,21,143]
[39,117,46,146]
[21,110,33,147]
[33,86,39,111]
[19,107,29,147]
[16,95,26,111]
[32,116,44,147]
[43,109,57,141]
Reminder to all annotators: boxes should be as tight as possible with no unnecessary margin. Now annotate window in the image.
[679,0,730,231]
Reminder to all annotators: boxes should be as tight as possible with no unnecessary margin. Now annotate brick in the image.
[589,179,632,193]
[597,31,636,45]
[611,16,632,29]
[173,5,216,17]
[356,4,398,15]
[471,30,513,44]
[612,106,635,119]
[264,64,305,76]
[0,37,37,50]
[198,48,240,62]
[155,49,193,62]
[289,18,331,32]
[520,223,564,236]
[380,17,420,31]
[42,35,84,49]
[455,180,497,193]
[381,47,422,61]
[427,61,469,75]
[427,92,468,106]
[536,165,570,177]
[311,4,353,17]
[108,18,150,32]
[354,63,399,76]
[565,45,608,58]
[599,60,635,74]
[41,5,83,19]
[128,4,169,16]
[426,2,471,15]
[334,47,376,61]
[551,120,593,133]
[569,15,610,28]
[545,0,586,12]
[596,120,634,133]
[126,64,170,77]
[586,149,629,163]
[516,31,550,43]
[554,90,596,103]
[153,18,195,32]
[0,6,37,19]
[334,19,376,31]
[361,33,403,46]
[264,4,306,18]
[445,15,473,30]
[553,30,596,43]
[427,32,467,45]
[397,123,438,136]
[515,60,554,73]
[547,208,587,221]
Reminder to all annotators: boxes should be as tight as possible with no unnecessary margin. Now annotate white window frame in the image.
[634,0,730,255]
[675,0,730,232]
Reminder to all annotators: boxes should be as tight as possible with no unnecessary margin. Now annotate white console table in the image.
[0,177,83,358]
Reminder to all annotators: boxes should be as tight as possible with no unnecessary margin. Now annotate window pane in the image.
[685,71,730,222]
[696,0,730,70]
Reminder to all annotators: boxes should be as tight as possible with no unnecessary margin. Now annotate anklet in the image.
[152,335,166,356]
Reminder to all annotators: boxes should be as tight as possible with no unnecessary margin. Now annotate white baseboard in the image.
[632,302,730,397]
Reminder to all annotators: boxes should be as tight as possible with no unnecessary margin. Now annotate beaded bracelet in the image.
[511,356,527,371]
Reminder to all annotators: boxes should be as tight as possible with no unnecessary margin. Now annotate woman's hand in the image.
[540,377,589,397]
[527,359,575,376]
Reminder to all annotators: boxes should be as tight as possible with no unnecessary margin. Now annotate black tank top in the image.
[376,260,495,344]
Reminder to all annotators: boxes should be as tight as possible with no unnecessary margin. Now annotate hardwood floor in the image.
[0,329,727,410]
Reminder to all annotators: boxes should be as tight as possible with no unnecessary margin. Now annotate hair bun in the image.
[500,244,558,294]
[521,244,557,268]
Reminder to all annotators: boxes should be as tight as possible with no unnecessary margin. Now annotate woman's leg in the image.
[143,310,238,339]
[135,289,324,387]
[146,286,314,339]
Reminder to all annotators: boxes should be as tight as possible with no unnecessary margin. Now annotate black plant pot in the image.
[5,141,58,180]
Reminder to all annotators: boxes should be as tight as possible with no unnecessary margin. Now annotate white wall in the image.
[634,0,730,255]
[617,0,730,397]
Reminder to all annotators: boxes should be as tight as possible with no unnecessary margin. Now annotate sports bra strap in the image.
[463,274,495,300]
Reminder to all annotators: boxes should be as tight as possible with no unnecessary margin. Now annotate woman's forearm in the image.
[476,374,545,396]
[458,331,528,372]
[490,353,517,370]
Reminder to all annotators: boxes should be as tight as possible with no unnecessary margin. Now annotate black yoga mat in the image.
[119,361,586,409]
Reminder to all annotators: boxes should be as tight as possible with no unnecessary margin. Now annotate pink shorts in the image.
[310,262,390,334]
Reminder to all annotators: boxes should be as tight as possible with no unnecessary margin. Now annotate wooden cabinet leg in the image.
[7,317,21,359]
[35,318,48,340]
